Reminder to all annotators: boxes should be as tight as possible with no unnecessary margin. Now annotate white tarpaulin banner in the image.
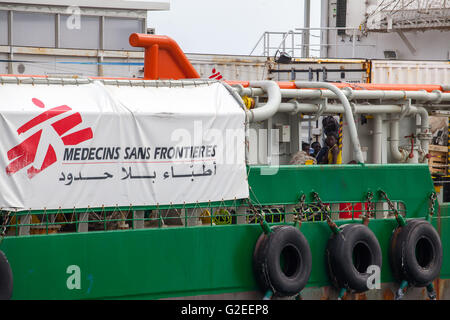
[0,81,249,210]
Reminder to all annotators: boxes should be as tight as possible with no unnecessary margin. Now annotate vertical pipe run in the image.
[416,106,430,159]
[320,0,329,58]
[390,116,405,162]
[295,82,364,163]
[302,0,311,58]
[100,16,105,50]
[98,55,104,77]
[7,11,13,74]
[267,116,273,165]
[352,29,356,58]
[373,115,383,164]
[263,32,267,56]
[55,13,60,48]
[291,31,295,57]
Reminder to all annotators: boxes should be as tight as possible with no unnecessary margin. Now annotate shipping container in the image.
[370,59,450,153]
[270,58,370,83]
[187,53,269,81]
[371,60,450,84]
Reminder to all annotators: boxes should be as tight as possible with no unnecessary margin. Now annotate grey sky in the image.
[147,0,321,55]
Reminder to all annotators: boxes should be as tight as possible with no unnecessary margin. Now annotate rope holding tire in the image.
[326,224,382,294]
[0,250,13,300]
[253,225,312,297]
[390,219,442,298]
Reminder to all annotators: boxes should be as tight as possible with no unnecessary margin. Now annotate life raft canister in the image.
[326,224,382,293]
[0,250,13,300]
[253,225,312,297]
[390,219,442,287]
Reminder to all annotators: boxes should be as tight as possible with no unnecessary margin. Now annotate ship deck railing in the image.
[0,200,406,236]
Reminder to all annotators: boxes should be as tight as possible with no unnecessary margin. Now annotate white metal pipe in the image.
[380,106,430,163]
[352,29,356,58]
[278,102,430,164]
[278,101,430,163]
[388,105,430,163]
[278,101,431,164]
[0,76,220,87]
[373,115,383,164]
[236,87,450,102]
[302,0,311,58]
[278,102,404,114]
[414,106,431,162]
[390,116,406,162]
[287,88,450,102]
[415,106,430,133]
[320,0,329,58]
[246,81,282,122]
[279,102,317,113]
[295,81,364,163]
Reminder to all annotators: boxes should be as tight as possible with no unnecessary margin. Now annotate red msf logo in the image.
[5,98,93,179]
[209,68,223,80]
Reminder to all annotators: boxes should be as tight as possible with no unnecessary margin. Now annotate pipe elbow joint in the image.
[248,81,282,122]
[391,147,407,162]
[342,86,354,100]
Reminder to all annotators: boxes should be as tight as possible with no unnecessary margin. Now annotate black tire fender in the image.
[326,223,382,293]
[390,219,442,287]
[253,225,312,297]
[0,250,13,300]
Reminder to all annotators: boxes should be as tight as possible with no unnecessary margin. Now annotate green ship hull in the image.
[1,164,448,299]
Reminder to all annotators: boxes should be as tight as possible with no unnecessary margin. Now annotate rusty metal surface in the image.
[371,60,450,85]
[186,53,269,81]
[167,280,450,300]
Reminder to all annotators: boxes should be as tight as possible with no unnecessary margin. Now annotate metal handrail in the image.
[249,30,304,57]
[0,199,407,236]
[250,27,376,58]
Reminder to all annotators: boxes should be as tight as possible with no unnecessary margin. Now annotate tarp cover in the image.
[0,81,248,210]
